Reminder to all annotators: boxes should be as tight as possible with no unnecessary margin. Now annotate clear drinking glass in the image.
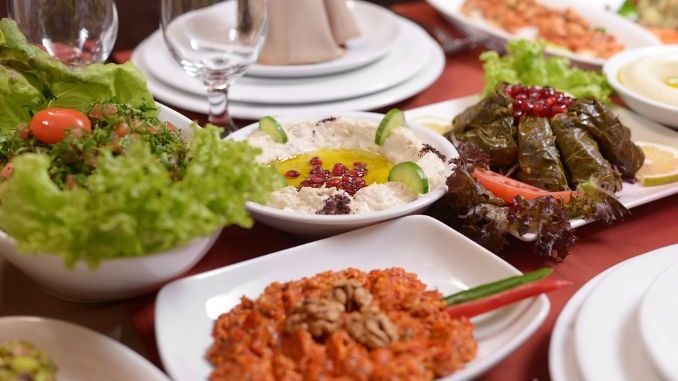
[161,0,268,132]
[7,0,118,65]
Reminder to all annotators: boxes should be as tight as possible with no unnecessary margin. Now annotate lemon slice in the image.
[635,141,678,186]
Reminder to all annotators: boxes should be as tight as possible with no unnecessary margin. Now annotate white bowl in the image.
[228,111,457,237]
[0,103,221,302]
[604,45,678,129]
[427,0,661,68]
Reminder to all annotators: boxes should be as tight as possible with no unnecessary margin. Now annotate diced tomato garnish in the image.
[472,168,576,203]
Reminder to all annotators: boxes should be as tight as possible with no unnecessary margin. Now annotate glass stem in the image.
[206,84,238,135]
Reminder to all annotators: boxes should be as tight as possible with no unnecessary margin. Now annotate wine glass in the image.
[161,0,268,132]
[7,0,118,65]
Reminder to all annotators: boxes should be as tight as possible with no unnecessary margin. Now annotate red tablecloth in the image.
[120,2,678,380]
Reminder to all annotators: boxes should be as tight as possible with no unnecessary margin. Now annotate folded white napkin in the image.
[259,0,361,65]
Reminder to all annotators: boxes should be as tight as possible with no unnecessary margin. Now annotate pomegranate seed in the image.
[285,170,300,178]
[310,165,325,176]
[545,96,556,106]
[515,93,528,100]
[513,109,524,119]
[331,163,347,176]
[551,104,568,114]
[299,180,311,188]
[534,103,549,117]
[543,87,555,97]
[562,97,573,106]
[310,175,325,184]
[326,178,341,188]
[309,156,322,166]
[554,92,564,102]
[347,169,361,177]
[310,182,323,188]
[353,162,367,168]
[529,91,541,99]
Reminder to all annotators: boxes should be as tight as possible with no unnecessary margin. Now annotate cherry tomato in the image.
[472,168,576,203]
[29,108,92,144]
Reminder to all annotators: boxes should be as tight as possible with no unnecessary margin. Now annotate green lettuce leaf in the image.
[480,39,612,101]
[0,125,278,267]
[0,18,155,131]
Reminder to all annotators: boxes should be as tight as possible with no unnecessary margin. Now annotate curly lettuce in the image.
[480,39,612,101]
[0,18,155,132]
[0,125,278,267]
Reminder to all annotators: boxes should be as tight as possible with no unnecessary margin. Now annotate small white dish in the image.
[639,259,678,380]
[228,111,456,236]
[549,267,614,381]
[155,215,550,381]
[248,1,400,78]
[0,104,220,302]
[0,316,170,381]
[573,244,678,381]
[604,45,678,129]
[426,0,660,68]
[406,95,678,242]
[131,17,444,119]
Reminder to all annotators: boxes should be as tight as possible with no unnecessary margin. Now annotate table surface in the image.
[4,2,678,381]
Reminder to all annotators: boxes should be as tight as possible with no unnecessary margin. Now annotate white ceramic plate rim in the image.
[405,95,678,242]
[139,17,425,104]
[426,0,660,67]
[603,45,678,114]
[227,111,456,223]
[155,215,550,381]
[638,259,678,380]
[573,244,678,381]
[248,0,401,78]
[0,316,170,381]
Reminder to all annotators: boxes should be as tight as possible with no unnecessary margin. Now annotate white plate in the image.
[549,268,614,381]
[138,16,425,104]
[0,316,170,381]
[249,1,400,78]
[639,260,678,380]
[426,0,660,68]
[131,28,444,119]
[405,95,678,242]
[155,215,549,381]
[573,244,678,381]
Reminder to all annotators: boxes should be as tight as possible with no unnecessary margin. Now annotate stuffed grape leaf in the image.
[517,116,569,191]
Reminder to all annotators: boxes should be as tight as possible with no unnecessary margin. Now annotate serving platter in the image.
[0,316,170,381]
[425,0,660,68]
[155,215,549,381]
[405,95,678,241]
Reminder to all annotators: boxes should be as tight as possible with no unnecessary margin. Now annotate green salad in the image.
[0,19,277,267]
[480,39,613,101]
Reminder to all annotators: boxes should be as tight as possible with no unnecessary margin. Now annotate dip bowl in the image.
[604,45,678,129]
[0,104,220,302]
[229,111,457,237]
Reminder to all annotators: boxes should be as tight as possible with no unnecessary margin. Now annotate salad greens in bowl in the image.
[0,19,278,301]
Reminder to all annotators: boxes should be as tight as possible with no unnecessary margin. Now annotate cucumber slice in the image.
[388,161,429,194]
[259,116,288,143]
[375,108,405,145]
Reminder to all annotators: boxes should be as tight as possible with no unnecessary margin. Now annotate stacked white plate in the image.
[132,1,445,120]
[550,244,678,381]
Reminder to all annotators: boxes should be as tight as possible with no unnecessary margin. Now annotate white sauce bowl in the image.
[0,103,220,302]
[604,45,678,129]
[229,112,457,237]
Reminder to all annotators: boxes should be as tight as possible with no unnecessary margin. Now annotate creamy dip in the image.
[619,53,678,108]
[246,117,449,215]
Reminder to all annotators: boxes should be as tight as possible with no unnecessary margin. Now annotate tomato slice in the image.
[472,168,575,203]
[29,108,92,144]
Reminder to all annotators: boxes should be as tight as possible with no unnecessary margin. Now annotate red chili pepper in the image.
[445,278,571,319]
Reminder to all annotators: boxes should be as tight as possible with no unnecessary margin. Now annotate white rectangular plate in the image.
[405,95,678,241]
[155,215,549,381]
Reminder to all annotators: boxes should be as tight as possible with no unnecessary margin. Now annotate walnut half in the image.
[285,299,345,339]
[346,310,400,349]
[327,279,373,312]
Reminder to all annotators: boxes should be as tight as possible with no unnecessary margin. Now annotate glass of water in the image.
[7,0,118,65]
[161,0,268,132]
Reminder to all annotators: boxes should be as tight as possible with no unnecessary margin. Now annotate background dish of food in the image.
[0,103,221,302]
[130,17,445,119]
[406,95,678,242]
[573,244,678,381]
[249,0,401,78]
[604,45,678,129]
[228,112,455,236]
[155,215,549,381]
[426,0,660,67]
[0,316,170,381]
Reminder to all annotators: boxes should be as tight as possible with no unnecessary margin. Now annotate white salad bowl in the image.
[0,103,221,302]
[604,45,678,129]
[228,111,457,237]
